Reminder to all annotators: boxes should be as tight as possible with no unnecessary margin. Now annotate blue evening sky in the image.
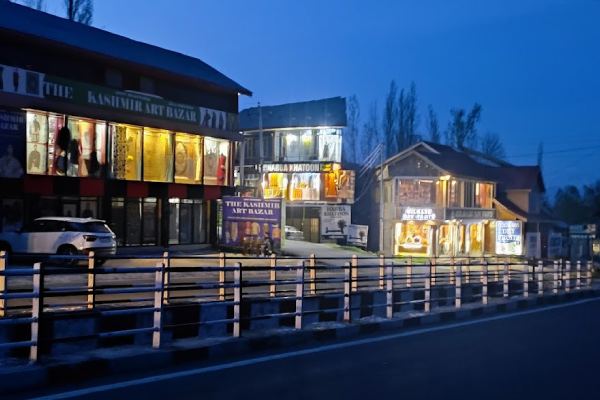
[41,0,600,194]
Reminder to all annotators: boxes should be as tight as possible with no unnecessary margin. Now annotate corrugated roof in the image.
[239,97,347,131]
[0,1,251,95]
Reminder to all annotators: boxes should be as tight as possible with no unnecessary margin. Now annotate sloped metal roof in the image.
[239,97,347,131]
[0,1,251,95]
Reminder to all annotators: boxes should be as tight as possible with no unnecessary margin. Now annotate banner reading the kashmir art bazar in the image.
[0,64,238,132]
[495,220,523,256]
[221,196,282,248]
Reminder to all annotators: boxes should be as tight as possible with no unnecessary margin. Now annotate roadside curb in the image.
[1,288,598,395]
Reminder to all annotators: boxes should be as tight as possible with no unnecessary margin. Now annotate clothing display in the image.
[26,112,48,174]
[143,129,173,182]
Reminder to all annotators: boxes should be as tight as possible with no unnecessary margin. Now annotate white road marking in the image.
[32,296,600,400]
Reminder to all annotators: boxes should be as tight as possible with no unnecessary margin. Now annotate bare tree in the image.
[362,101,381,160]
[426,104,440,143]
[343,95,360,164]
[446,103,482,149]
[479,132,506,159]
[397,81,418,150]
[10,0,45,10]
[537,141,544,170]
[382,81,398,157]
[64,0,93,25]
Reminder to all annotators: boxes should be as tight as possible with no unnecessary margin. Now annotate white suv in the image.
[0,217,117,262]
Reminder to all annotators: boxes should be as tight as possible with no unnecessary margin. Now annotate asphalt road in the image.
[22,297,600,400]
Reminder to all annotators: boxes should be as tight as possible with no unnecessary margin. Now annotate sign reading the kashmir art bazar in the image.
[401,207,436,221]
[221,196,282,249]
[445,208,495,220]
[495,220,523,256]
[0,64,238,132]
[321,205,351,239]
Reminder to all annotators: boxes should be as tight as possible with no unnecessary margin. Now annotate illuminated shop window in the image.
[174,133,203,184]
[289,173,320,201]
[204,137,229,186]
[475,183,493,208]
[143,128,173,182]
[60,117,106,177]
[277,130,317,162]
[26,111,48,174]
[396,179,434,206]
[324,169,355,202]
[261,173,287,199]
[438,224,453,256]
[317,129,342,162]
[109,123,142,180]
[394,221,432,256]
[468,223,484,255]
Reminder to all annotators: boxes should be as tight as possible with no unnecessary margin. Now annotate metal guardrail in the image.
[0,250,593,363]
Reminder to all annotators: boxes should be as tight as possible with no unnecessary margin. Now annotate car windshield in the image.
[68,222,112,233]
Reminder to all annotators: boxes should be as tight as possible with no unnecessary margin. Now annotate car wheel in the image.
[57,245,79,266]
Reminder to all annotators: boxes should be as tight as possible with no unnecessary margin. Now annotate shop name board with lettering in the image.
[221,196,282,249]
[0,64,238,132]
[496,220,523,255]
[446,208,496,220]
[260,163,336,173]
[401,207,436,221]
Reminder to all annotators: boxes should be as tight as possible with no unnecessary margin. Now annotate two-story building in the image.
[239,97,355,242]
[0,2,251,247]
[371,141,561,258]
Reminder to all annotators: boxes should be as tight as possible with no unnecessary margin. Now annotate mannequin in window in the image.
[216,151,227,185]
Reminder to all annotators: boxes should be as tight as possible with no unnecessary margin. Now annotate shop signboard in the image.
[0,63,238,132]
[321,205,351,239]
[347,224,368,248]
[445,208,495,220]
[221,196,282,249]
[495,220,523,256]
[260,162,338,173]
[547,232,563,258]
[401,207,436,221]
[569,224,596,237]
[0,107,26,178]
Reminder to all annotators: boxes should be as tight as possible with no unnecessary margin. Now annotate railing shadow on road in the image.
[0,250,594,364]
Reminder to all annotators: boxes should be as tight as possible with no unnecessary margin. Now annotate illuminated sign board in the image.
[496,221,523,255]
[401,207,436,221]
[260,163,337,173]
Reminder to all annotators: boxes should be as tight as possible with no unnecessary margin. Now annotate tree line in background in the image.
[553,182,600,225]
[343,80,507,164]
[11,0,93,24]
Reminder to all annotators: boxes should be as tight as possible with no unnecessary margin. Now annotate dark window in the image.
[67,222,111,233]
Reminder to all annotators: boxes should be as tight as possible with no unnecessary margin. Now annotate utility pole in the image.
[379,144,385,254]
[258,102,264,165]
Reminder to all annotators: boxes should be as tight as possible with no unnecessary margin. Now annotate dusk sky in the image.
[41,0,600,194]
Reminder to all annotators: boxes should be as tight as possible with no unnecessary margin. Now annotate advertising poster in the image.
[526,232,541,259]
[348,224,368,248]
[321,205,351,239]
[547,233,563,258]
[0,107,26,178]
[495,221,523,255]
[221,196,282,249]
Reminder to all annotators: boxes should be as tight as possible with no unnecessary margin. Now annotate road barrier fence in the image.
[0,251,594,363]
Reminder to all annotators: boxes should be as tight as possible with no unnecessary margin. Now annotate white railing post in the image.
[576,260,582,290]
[455,262,462,308]
[565,260,571,293]
[0,251,6,317]
[587,260,593,288]
[295,261,305,330]
[386,262,393,319]
[553,260,559,294]
[30,262,42,363]
[269,254,277,297]
[233,262,242,337]
[406,258,412,288]
[503,261,509,298]
[152,262,164,349]
[344,262,351,322]
[431,258,437,286]
[482,261,488,305]
[309,253,316,295]
[351,255,358,292]
[424,262,432,312]
[162,251,170,305]
[523,263,529,298]
[86,251,95,310]
[450,257,456,285]
[219,252,226,301]
[537,260,544,296]
[379,254,385,290]
[464,258,470,284]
